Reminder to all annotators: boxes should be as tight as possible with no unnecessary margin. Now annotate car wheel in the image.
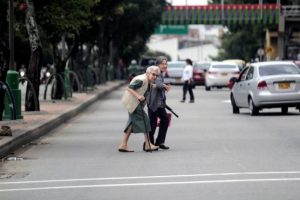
[204,81,210,91]
[205,83,211,91]
[249,98,259,116]
[231,94,240,114]
[281,107,288,114]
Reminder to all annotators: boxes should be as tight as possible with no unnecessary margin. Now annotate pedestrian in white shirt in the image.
[180,59,195,103]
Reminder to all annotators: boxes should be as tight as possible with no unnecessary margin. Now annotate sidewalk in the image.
[0,81,126,159]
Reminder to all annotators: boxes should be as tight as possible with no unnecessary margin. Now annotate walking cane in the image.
[139,101,152,153]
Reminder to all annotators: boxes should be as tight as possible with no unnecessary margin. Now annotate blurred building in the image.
[147,25,222,61]
[265,1,299,61]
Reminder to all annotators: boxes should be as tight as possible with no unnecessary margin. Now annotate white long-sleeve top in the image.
[181,64,193,81]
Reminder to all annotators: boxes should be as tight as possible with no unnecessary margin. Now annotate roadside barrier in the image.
[19,77,39,111]
[69,70,83,92]
[0,81,17,120]
[43,73,68,100]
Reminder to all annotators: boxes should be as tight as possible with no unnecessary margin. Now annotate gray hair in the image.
[156,56,168,65]
[146,65,160,75]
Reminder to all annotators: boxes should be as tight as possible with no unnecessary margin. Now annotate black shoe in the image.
[189,100,194,103]
[180,100,185,103]
[158,144,170,150]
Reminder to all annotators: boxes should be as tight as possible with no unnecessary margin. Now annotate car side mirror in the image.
[228,77,238,89]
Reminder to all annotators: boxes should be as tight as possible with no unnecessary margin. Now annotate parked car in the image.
[193,61,210,85]
[230,61,300,115]
[205,62,240,91]
[223,59,245,71]
[164,61,185,85]
[139,57,156,70]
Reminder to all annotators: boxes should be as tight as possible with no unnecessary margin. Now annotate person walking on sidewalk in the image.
[180,58,195,103]
[147,56,171,150]
[118,66,160,152]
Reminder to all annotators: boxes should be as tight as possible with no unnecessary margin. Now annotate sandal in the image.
[118,144,134,152]
[118,148,134,152]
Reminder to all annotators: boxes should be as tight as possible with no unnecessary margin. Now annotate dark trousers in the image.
[182,81,194,101]
[148,107,169,145]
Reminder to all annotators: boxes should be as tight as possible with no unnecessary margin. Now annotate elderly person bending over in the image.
[118,66,160,152]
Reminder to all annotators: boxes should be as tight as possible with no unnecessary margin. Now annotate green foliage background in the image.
[210,0,278,61]
[0,0,167,71]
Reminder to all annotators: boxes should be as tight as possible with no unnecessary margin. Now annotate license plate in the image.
[221,73,228,76]
[278,82,290,89]
[175,78,181,83]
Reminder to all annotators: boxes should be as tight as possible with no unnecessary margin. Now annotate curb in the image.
[0,81,126,159]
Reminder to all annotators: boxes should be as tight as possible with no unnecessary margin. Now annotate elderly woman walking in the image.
[118,66,160,152]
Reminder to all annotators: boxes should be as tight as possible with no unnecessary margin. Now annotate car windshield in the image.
[168,63,185,68]
[212,64,236,69]
[259,64,300,76]
[196,63,210,70]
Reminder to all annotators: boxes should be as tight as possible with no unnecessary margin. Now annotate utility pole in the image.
[4,0,23,119]
[259,0,263,20]
[221,0,224,21]
[9,0,14,71]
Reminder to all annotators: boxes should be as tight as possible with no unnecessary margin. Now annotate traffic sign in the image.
[257,48,265,56]
[154,25,188,35]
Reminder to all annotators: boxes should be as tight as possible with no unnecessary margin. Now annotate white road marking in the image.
[1,171,300,185]
[0,178,300,192]
[222,100,231,103]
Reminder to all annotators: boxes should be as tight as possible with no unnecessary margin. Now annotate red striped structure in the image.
[161,4,281,25]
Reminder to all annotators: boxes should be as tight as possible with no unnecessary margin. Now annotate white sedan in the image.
[205,62,240,91]
[164,61,185,85]
[230,61,300,115]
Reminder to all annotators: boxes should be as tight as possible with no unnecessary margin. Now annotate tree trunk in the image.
[51,33,79,99]
[52,57,64,100]
[25,49,41,111]
[25,0,41,111]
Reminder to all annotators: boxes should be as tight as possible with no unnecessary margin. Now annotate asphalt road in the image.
[1,85,300,200]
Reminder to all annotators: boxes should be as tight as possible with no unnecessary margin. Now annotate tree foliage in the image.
[210,0,278,61]
[0,0,167,106]
[213,24,266,61]
[111,0,167,66]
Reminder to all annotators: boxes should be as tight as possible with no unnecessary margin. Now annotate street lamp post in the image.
[9,0,14,70]
[4,0,23,119]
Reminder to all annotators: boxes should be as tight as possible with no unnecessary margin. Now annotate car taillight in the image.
[228,80,234,89]
[257,80,267,89]
[208,71,217,75]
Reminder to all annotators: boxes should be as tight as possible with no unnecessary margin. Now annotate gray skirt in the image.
[124,104,151,133]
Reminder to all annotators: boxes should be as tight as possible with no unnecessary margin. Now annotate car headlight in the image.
[20,70,25,77]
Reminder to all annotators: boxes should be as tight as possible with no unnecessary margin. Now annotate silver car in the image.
[205,62,240,91]
[164,61,185,85]
[230,61,300,115]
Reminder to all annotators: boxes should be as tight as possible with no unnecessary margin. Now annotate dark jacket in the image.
[147,74,166,112]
